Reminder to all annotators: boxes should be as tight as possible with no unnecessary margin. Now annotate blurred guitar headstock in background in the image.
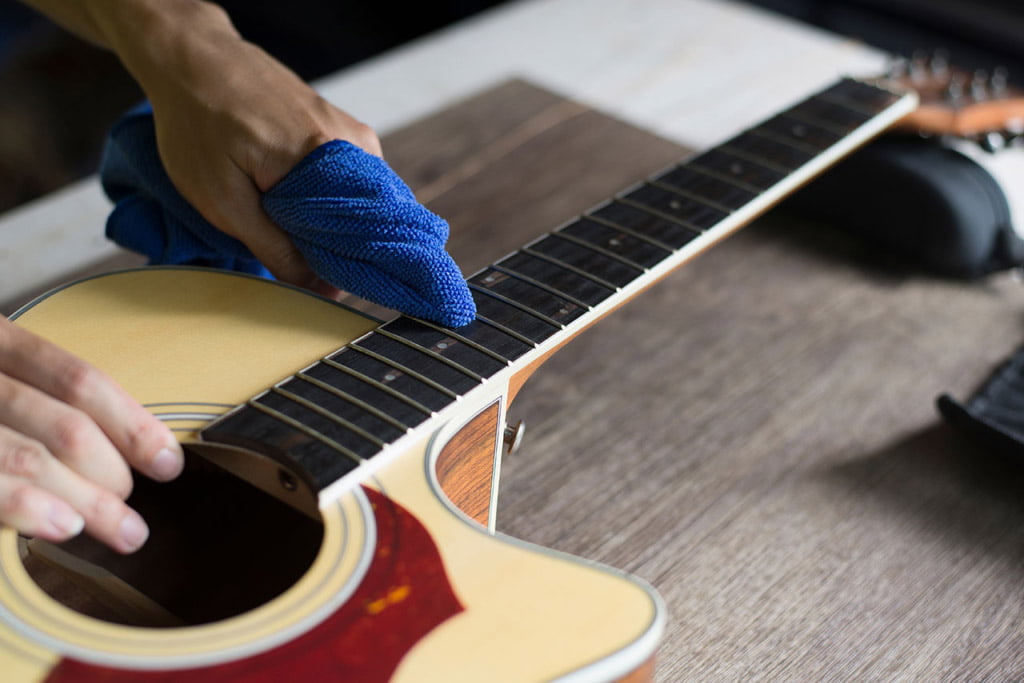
[884,49,1024,152]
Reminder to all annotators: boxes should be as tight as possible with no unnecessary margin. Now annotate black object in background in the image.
[781,135,1024,279]
[939,344,1024,461]
[743,0,1024,85]
[213,1,511,81]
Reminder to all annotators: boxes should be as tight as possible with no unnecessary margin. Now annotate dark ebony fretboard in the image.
[201,77,915,494]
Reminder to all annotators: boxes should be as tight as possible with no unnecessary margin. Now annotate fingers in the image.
[0,426,148,553]
[217,201,344,301]
[0,322,183,486]
[0,373,131,497]
[195,183,348,300]
[0,474,84,543]
[0,319,182,553]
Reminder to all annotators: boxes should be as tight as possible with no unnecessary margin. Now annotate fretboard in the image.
[201,77,917,497]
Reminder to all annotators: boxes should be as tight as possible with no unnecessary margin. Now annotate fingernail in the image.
[151,446,184,481]
[119,511,149,553]
[48,502,85,537]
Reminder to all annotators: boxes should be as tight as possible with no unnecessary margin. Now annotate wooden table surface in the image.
[390,78,1024,680]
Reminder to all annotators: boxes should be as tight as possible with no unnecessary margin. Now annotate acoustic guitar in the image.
[0,76,918,682]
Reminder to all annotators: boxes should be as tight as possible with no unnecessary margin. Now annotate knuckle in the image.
[83,490,126,527]
[0,441,46,481]
[51,411,96,457]
[1,484,37,519]
[345,121,382,156]
[312,101,382,156]
[55,358,101,406]
[121,417,161,457]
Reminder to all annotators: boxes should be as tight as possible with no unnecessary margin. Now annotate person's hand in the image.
[94,0,384,298]
[0,317,183,553]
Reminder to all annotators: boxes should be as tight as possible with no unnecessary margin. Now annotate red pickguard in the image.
[46,487,464,682]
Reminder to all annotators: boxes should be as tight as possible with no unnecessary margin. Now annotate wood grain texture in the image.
[435,401,500,527]
[386,79,1024,680]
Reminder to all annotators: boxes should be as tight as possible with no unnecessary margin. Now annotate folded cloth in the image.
[98,105,476,327]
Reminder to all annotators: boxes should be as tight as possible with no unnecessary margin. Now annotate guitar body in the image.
[1,267,663,682]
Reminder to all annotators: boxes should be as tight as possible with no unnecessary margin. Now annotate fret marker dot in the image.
[670,200,682,210]
[730,162,744,175]
[437,342,448,350]
[384,373,397,381]
[609,238,622,247]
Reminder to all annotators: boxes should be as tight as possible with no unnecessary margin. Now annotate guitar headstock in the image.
[879,51,1024,152]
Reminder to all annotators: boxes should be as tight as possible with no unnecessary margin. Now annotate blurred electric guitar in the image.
[0,76,920,682]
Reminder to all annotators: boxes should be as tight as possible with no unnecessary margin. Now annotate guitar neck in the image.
[200,77,918,502]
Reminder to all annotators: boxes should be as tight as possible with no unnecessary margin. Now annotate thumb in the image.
[205,174,342,298]
[234,201,345,302]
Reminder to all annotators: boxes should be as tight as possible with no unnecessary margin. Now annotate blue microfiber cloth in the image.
[98,105,476,327]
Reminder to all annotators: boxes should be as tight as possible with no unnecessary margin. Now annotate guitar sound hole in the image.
[22,449,324,628]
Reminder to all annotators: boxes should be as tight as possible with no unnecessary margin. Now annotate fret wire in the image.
[778,106,848,136]
[615,196,705,236]
[818,89,882,117]
[521,245,622,291]
[489,264,594,311]
[295,372,411,432]
[473,313,541,348]
[468,282,566,329]
[761,114,843,150]
[683,161,763,194]
[248,399,363,462]
[726,132,817,172]
[400,317,514,365]
[583,210,678,253]
[798,85,882,121]
[374,327,485,381]
[745,126,820,154]
[645,177,734,214]
[320,357,434,415]
[271,385,387,447]
[552,228,656,272]
[719,143,790,174]
[349,342,460,399]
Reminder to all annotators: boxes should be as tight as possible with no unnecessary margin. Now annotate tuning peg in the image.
[977,130,1007,153]
[991,66,1010,96]
[929,49,950,78]
[945,71,966,103]
[974,129,1024,154]
[971,69,990,101]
